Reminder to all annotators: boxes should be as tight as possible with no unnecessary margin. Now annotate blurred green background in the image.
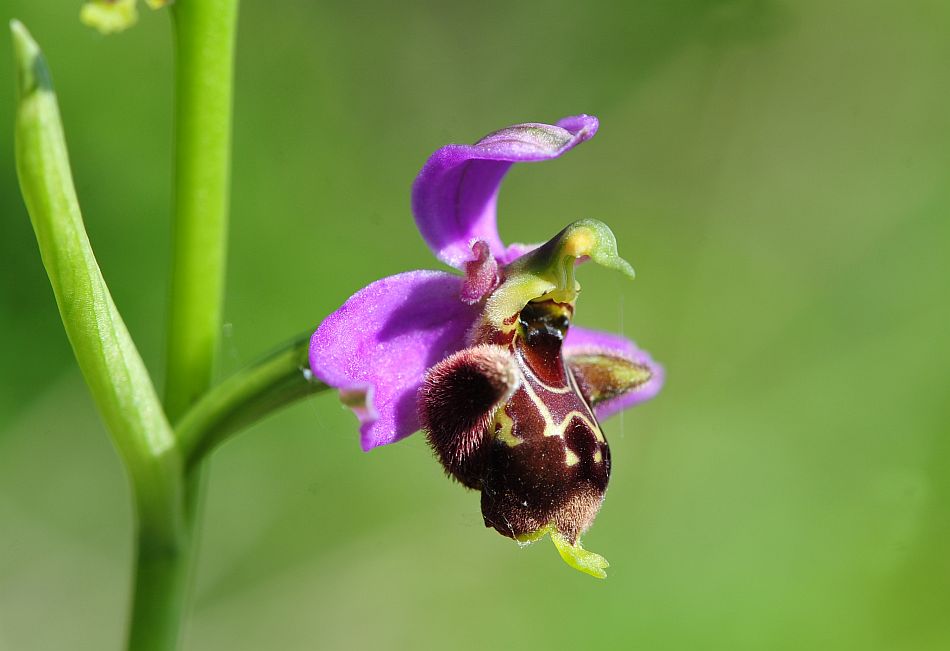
[2,1,949,649]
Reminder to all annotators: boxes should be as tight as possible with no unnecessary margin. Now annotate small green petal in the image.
[569,352,654,406]
[80,0,139,34]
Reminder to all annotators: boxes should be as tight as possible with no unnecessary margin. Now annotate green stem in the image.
[130,335,322,649]
[176,335,327,467]
[129,2,239,650]
[164,0,239,421]
[128,536,192,651]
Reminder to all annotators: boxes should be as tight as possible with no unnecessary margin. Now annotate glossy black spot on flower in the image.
[519,300,570,343]
[517,300,573,386]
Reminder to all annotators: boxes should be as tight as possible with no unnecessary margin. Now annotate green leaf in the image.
[10,20,183,543]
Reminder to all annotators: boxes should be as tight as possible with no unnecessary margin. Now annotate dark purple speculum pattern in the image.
[478,301,610,543]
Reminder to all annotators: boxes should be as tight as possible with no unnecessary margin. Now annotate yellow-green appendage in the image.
[516,524,610,579]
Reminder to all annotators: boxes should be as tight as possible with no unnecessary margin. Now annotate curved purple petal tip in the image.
[564,325,664,420]
[411,115,599,269]
[310,270,481,450]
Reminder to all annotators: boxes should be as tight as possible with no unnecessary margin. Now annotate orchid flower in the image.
[310,115,663,578]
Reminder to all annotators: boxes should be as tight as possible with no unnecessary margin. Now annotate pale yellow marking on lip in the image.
[520,377,601,440]
[494,405,521,447]
[505,331,607,443]
[593,449,602,463]
[565,449,580,466]
[567,369,605,442]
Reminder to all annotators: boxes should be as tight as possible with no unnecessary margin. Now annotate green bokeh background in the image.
[2,1,948,649]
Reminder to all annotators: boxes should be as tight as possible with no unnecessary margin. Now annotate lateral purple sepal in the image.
[310,270,481,450]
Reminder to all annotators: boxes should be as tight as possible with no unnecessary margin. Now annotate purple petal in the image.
[310,270,481,450]
[412,115,600,269]
[563,326,664,420]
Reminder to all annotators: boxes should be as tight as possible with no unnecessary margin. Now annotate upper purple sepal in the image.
[310,270,481,450]
[411,115,599,269]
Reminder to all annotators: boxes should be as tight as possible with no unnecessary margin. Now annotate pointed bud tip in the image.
[9,20,48,99]
[10,19,37,61]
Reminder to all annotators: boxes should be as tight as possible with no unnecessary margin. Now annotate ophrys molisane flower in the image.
[310,115,663,577]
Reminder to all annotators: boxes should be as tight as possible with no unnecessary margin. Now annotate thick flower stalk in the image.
[311,116,663,578]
